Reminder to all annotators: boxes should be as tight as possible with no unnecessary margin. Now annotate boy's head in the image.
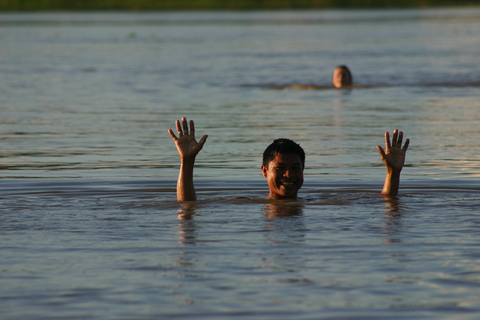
[261,139,305,200]
[333,65,352,88]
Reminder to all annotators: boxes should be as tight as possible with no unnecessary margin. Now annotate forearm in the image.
[382,168,401,196]
[177,158,197,201]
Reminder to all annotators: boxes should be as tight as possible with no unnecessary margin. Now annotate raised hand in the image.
[168,117,208,160]
[168,117,208,201]
[377,129,409,172]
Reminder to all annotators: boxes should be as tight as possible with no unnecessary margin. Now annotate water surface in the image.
[1,8,480,319]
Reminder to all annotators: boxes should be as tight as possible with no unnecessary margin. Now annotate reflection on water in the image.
[263,203,306,247]
[381,196,404,244]
[177,202,197,222]
[263,201,304,218]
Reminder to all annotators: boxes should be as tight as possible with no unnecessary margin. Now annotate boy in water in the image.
[332,65,353,88]
[260,138,305,200]
[168,117,409,201]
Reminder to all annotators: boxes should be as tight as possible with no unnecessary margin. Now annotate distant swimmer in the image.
[332,65,353,88]
[168,117,410,201]
[243,65,355,90]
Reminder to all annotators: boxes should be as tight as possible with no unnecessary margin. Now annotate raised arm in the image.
[168,117,208,201]
[376,129,410,196]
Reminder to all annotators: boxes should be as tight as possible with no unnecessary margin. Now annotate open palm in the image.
[174,134,204,158]
[377,129,409,171]
[168,117,208,159]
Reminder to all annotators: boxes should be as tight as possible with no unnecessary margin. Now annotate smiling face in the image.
[261,153,304,200]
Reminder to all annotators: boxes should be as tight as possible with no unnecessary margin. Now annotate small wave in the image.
[240,81,480,90]
[2,179,479,199]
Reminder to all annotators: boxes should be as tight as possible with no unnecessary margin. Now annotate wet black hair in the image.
[262,138,305,170]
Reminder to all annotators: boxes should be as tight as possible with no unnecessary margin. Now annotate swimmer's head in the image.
[261,138,305,200]
[333,65,352,88]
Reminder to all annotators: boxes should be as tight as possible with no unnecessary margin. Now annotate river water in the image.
[1,8,480,319]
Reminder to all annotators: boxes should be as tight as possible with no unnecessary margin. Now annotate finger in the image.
[376,146,386,160]
[403,138,410,152]
[190,120,195,137]
[198,135,208,148]
[175,119,183,136]
[385,131,391,150]
[168,128,178,141]
[392,129,398,147]
[181,117,189,136]
[397,131,403,148]
[168,129,178,141]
